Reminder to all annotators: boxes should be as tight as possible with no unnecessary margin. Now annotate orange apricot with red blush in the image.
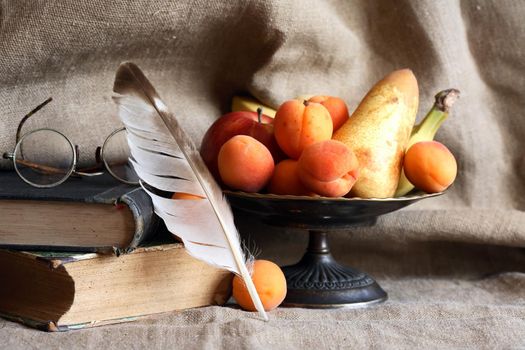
[273,100,333,159]
[218,135,274,193]
[403,141,457,193]
[297,140,359,197]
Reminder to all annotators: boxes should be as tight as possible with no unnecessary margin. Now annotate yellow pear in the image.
[333,69,419,198]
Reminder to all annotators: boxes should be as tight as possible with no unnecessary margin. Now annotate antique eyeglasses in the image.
[2,98,139,188]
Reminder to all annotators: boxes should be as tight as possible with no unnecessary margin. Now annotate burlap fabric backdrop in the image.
[1,1,525,348]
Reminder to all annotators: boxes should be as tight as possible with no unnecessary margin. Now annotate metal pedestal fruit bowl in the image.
[225,190,442,309]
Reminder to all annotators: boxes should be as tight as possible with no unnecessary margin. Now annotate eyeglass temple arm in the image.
[3,143,102,177]
[2,150,67,176]
[16,97,53,144]
[4,152,104,177]
[8,157,69,175]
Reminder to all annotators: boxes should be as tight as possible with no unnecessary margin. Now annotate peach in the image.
[297,140,359,197]
[273,100,333,159]
[403,141,457,193]
[218,135,274,192]
[267,159,312,196]
[308,95,349,131]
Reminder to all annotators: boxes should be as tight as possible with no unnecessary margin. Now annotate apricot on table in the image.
[218,135,274,192]
[308,95,349,132]
[403,141,457,193]
[232,259,287,312]
[273,100,333,159]
[267,159,312,196]
[297,140,359,197]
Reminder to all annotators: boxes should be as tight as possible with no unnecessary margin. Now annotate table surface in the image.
[2,238,525,350]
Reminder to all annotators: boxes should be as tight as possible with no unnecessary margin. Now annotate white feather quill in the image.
[112,62,268,321]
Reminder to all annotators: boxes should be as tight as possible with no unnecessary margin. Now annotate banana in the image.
[394,88,460,197]
[231,96,276,118]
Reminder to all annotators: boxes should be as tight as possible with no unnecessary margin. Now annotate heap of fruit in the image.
[200,69,459,199]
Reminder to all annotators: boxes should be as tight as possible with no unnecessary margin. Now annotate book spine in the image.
[116,188,159,255]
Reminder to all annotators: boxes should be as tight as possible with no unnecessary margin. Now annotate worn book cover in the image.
[0,171,159,254]
[0,243,233,331]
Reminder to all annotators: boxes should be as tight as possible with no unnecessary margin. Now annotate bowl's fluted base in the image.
[281,231,387,308]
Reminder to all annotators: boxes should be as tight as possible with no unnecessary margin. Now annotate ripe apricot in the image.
[218,135,274,192]
[267,159,312,196]
[298,140,359,197]
[232,260,287,312]
[403,141,457,193]
[273,100,333,159]
[308,95,349,131]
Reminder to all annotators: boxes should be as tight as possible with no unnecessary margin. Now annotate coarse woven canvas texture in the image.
[1,0,524,348]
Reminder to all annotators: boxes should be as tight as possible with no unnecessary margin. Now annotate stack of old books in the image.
[0,172,232,331]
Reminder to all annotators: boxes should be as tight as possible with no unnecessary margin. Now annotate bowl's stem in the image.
[281,230,388,308]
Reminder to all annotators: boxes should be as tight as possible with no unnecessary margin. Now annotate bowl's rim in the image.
[223,190,444,203]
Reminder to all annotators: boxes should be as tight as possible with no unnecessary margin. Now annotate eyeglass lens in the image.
[14,129,75,187]
[102,129,139,184]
